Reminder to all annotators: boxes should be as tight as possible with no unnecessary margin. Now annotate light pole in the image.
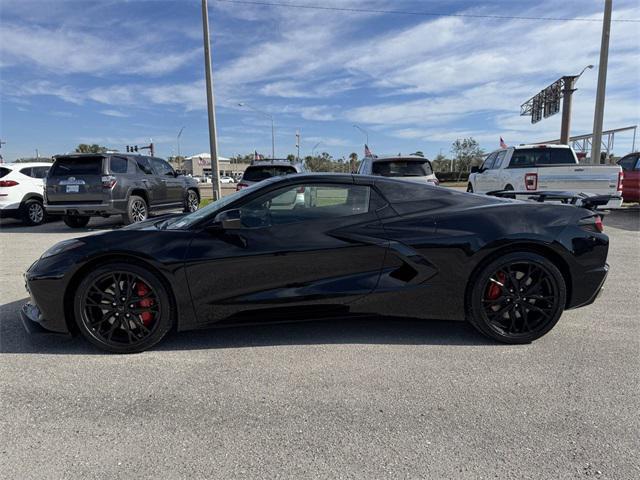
[238,102,275,159]
[201,0,221,200]
[560,64,593,145]
[592,0,612,164]
[353,124,369,146]
[311,142,321,157]
[177,126,185,158]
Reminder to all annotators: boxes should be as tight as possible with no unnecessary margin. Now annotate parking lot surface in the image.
[1,210,639,479]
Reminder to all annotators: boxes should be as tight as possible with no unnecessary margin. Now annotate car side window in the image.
[509,150,536,168]
[482,153,497,170]
[110,156,129,174]
[239,184,371,227]
[618,155,637,172]
[136,157,154,175]
[151,158,175,177]
[493,150,507,169]
[19,167,33,177]
[635,156,640,170]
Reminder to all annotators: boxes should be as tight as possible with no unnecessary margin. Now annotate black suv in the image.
[45,153,200,228]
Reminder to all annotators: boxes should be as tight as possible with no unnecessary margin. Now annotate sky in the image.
[0,0,638,161]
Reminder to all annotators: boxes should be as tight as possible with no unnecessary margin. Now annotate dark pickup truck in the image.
[45,153,200,228]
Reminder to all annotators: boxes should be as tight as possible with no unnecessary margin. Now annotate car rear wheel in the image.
[122,195,148,225]
[21,199,46,226]
[74,262,173,353]
[63,215,90,228]
[467,252,566,344]
[184,189,199,213]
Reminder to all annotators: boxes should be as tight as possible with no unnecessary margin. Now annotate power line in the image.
[213,0,640,23]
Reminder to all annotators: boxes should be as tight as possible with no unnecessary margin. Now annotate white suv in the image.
[0,162,52,226]
[357,156,439,185]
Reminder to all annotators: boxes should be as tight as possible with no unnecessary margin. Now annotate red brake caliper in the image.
[135,282,154,326]
[486,272,506,300]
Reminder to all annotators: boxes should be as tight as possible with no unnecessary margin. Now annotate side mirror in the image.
[470,166,480,174]
[213,209,243,230]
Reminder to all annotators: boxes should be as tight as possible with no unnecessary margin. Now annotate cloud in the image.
[0,23,199,76]
[100,110,129,118]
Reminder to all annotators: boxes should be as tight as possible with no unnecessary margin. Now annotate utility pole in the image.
[592,0,612,165]
[201,0,221,200]
[177,126,185,158]
[295,130,300,162]
[0,139,6,164]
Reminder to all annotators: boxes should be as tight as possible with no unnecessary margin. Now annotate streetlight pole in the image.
[238,102,275,159]
[201,0,221,200]
[353,124,369,146]
[592,0,612,164]
[177,126,185,158]
[560,64,593,145]
[311,142,321,157]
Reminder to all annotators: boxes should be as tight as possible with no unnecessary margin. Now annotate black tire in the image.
[63,215,90,228]
[504,184,515,199]
[466,183,474,193]
[122,195,148,225]
[466,252,566,344]
[21,198,46,226]
[184,189,199,213]
[74,262,173,353]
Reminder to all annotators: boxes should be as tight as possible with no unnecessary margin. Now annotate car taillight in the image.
[236,182,248,191]
[0,180,19,187]
[101,175,117,189]
[617,171,624,192]
[579,215,604,233]
[525,172,538,191]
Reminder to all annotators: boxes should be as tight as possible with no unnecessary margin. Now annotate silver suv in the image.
[236,160,307,191]
[45,154,200,228]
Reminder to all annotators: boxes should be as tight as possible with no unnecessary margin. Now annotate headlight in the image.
[40,239,84,259]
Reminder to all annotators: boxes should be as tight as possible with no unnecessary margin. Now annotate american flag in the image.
[500,137,508,149]
[254,150,264,161]
[364,144,373,157]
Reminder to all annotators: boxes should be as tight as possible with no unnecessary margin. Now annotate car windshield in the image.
[372,160,433,177]
[165,182,263,230]
[243,165,297,182]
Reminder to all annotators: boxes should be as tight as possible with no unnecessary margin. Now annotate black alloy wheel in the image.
[185,190,199,213]
[21,199,46,226]
[467,252,566,343]
[74,263,173,353]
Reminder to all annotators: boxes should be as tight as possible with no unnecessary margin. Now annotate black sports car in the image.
[22,174,609,353]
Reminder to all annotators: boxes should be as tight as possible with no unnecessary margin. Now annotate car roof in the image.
[370,155,430,162]
[3,162,54,169]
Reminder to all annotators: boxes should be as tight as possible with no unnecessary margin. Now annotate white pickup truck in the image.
[467,144,623,208]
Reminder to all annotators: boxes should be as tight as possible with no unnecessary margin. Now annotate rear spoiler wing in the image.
[486,190,616,211]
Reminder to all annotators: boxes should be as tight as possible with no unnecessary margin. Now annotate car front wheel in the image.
[466,252,566,344]
[74,262,173,353]
[466,183,474,193]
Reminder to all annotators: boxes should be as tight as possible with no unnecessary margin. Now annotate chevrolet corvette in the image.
[22,174,610,353]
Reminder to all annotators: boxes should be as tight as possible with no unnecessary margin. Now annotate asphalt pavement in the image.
[1,209,638,479]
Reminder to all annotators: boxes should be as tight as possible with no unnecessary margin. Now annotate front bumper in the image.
[20,303,70,335]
